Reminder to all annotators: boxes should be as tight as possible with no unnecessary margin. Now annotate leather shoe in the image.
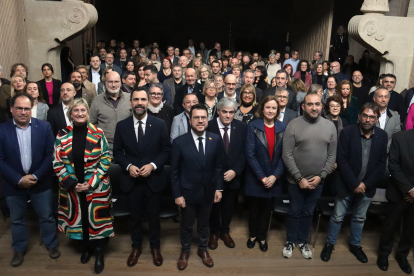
[349,244,368,263]
[80,249,94,264]
[151,248,163,266]
[208,234,218,250]
[94,247,104,274]
[220,233,235,248]
[197,249,214,268]
[48,247,60,259]
[259,240,268,252]
[377,256,389,271]
[320,243,334,262]
[11,251,24,267]
[177,251,189,270]
[395,255,412,274]
[247,237,256,249]
[127,248,141,267]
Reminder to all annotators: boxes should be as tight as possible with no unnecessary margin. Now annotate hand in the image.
[404,194,414,202]
[175,196,186,208]
[129,165,141,178]
[224,170,236,182]
[75,183,90,193]
[353,182,366,194]
[298,178,311,190]
[214,191,222,203]
[409,189,414,198]
[140,164,154,177]
[262,177,268,187]
[308,176,322,189]
[264,175,277,188]
[334,163,337,170]
[19,175,37,189]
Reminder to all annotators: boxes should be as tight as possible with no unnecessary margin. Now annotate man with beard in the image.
[89,71,132,155]
[99,48,107,63]
[282,94,337,260]
[100,53,122,75]
[113,88,170,268]
[120,71,137,94]
[142,65,172,105]
[173,68,203,115]
[321,103,387,263]
[68,71,95,107]
[217,74,239,103]
[328,61,349,87]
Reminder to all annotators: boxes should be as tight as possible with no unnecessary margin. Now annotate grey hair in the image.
[150,83,164,93]
[275,87,288,95]
[243,69,255,77]
[269,53,276,59]
[216,97,238,112]
[172,64,183,71]
[373,86,389,97]
[67,98,90,123]
[140,53,147,57]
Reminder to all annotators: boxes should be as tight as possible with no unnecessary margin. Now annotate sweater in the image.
[266,63,281,84]
[282,115,338,184]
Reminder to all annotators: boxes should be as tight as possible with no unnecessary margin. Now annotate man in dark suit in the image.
[113,88,170,268]
[171,104,224,270]
[100,53,122,76]
[47,82,76,138]
[142,65,172,105]
[264,70,298,111]
[166,46,179,65]
[164,64,186,105]
[236,69,264,103]
[114,48,128,70]
[207,98,247,250]
[88,55,103,94]
[320,103,387,263]
[0,93,59,267]
[173,68,203,115]
[276,87,298,125]
[377,130,414,274]
[217,74,240,103]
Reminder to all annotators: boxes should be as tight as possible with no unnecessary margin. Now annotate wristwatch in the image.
[318,173,325,181]
[295,176,304,184]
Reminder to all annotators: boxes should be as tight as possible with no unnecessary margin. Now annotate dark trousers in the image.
[127,183,161,249]
[378,201,414,259]
[286,184,322,244]
[209,188,239,234]
[180,201,213,251]
[248,196,272,241]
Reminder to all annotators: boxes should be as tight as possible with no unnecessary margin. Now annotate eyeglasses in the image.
[106,81,120,85]
[192,116,207,121]
[201,70,208,74]
[226,83,236,86]
[329,104,341,109]
[208,86,216,90]
[361,114,377,121]
[276,95,288,100]
[149,93,163,97]
[243,91,253,95]
[14,107,31,112]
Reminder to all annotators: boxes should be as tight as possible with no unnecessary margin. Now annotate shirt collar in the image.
[359,125,375,138]
[106,91,121,100]
[13,119,31,128]
[191,129,206,141]
[133,113,148,125]
[217,117,231,129]
[62,102,69,110]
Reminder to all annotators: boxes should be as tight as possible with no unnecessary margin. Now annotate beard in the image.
[72,81,81,89]
[107,86,120,94]
[133,104,147,116]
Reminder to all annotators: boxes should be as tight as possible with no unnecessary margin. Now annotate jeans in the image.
[326,194,371,246]
[286,184,322,244]
[6,189,58,252]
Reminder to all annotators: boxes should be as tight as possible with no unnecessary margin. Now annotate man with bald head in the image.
[179,56,189,75]
[218,74,239,103]
[352,70,370,105]
[89,71,132,155]
[173,68,204,115]
[328,61,349,88]
[100,53,122,75]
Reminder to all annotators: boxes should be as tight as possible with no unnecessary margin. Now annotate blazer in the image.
[171,131,224,204]
[335,124,388,198]
[37,78,62,108]
[387,129,414,203]
[293,71,312,89]
[75,87,95,108]
[340,96,359,124]
[217,91,240,103]
[245,119,286,198]
[311,74,327,86]
[84,80,96,93]
[35,102,49,121]
[97,82,106,95]
[207,118,247,189]
[164,77,186,105]
[173,83,204,115]
[368,90,406,123]
[47,103,67,138]
[147,104,174,135]
[100,63,122,76]
[87,67,102,82]
[170,111,189,142]
[0,118,54,197]
[375,109,401,150]
[113,115,171,193]
[264,87,298,111]
[282,107,298,125]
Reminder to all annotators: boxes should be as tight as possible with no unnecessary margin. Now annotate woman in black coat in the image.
[146,83,174,134]
[37,63,62,108]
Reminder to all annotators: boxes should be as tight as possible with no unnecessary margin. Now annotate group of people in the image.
[1,39,414,275]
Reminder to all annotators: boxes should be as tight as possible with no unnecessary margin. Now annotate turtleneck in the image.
[303,112,320,123]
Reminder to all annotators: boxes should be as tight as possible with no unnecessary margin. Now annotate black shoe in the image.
[349,244,368,263]
[395,255,412,274]
[377,256,389,271]
[94,247,105,274]
[247,237,256,249]
[320,243,334,262]
[81,248,94,264]
[259,240,268,252]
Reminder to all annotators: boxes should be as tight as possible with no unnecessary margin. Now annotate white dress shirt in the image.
[379,108,387,129]
[191,129,206,153]
[91,69,101,94]
[62,102,71,126]
[188,46,196,56]
[224,92,237,100]
[217,117,231,143]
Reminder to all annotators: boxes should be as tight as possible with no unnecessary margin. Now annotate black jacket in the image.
[47,103,67,138]
[173,83,204,115]
[264,87,298,111]
[37,78,62,108]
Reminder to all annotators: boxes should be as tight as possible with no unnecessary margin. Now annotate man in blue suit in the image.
[100,53,122,76]
[0,93,59,267]
[171,104,224,270]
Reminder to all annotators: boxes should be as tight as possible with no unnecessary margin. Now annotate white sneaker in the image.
[298,243,313,259]
[282,242,295,259]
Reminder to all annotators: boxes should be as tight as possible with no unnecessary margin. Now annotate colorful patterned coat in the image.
[53,122,114,240]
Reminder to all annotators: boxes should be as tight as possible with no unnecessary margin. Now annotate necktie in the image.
[137,120,144,148]
[189,86,194,93]
[223,127,229,154]
[198,137,204,157]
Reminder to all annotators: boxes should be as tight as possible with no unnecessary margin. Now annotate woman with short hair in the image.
[324,95,347,135]
[157,57,173,83]
[255,66,268,91]
[202,79,218,120]
[197,64,212,88]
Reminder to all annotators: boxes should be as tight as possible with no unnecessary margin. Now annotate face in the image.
[255,68,262,77]
[172,67,182,79]
[190,109,208,133]
[185,69,196,86]
[275,53,280,60]
[120,49,127,59]
[140,55,147,62]
[269,57,276,64]
[11,96,32,126]
[175,48,180,56]
[60,83,76,103]
[42,66,52,77]
[131,49,138,56]
[330,62,339,74]
[13,77,25,91]
[120,42,125,48]
[200,67,209,79]
[327,77,336,89]
[138,66,145,78]
[218,107,235,126]
[206,82,217,97]
[383,77,396,91]
[183,50,191,59]
[200,43,205,49]
[215,77,224,88]
[263,100,278,121]
[276,73,288,88]
[236,52,242,60]
[133,40,139,48]
[341,84,351,97]
[300,62,308,72]
[149,87,163,106]
[250,62,257,71]
[70,72,82,88]
[71,104,88,125]
[194,59,201,67]
[328,100,341,116]
[271,78,277,87]
[212,63,220,73]
[130,90,148,116]
[182,94,198,113]
[163,59,171,68]
[232,68,240,77]
[352,71,363,84]
[373,89,390,108]
[110,40,116,47]
[167,47,174,56]
[291,51,299,60]
[359,108,378,131]
[179,57,188,67]
[209,56,216,64]
[276,91,289,108]
[243,72,255,84]
[242,57,249,65]
[323,63,329,71]
[231,58,238,66]
[225,76,237,93]
[242,89,254,104]
[153,48,159,54]
[215,43,221,51]
[150,54,157,61]
[90,56,101,69]
[285,66,292,75]
[302,94,322,119]
[78,68,88,82]
[313,52,321,60]
[252,53,258,61]
[126,61,134,72]
[188,39,194,46]
[284,53,290,59]
[105,54,114,65]
[144,70,155,84]
[222,60,228,68]
[122,74,136,88]
[26,83,39,99]
[15,65,27,78]
[316,64,323,74]
[99,48,106,57]
[105,72,121,94]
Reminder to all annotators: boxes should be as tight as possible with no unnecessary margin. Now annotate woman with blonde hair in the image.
[197,64,212,88]
[337,79,359,124]
[234,84,258,124]
[202,79,218,120]
[193,57,204,71]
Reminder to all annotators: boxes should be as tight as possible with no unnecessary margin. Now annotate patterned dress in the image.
[53,122,114,240]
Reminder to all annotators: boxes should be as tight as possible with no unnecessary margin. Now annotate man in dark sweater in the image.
[352,71,370,105]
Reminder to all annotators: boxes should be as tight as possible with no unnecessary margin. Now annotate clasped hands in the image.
[175,191,222,208]
[19,175,37,189]
[299,176,321,190]
[75,182,92,193]
[354,182,366,194]
[262,175,277,188]
[129,164,154,178]
[404,189,414,203]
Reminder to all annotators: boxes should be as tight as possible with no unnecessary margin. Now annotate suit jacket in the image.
[368,90,407,123]
[375,109,401,150]
[84,80,96,93]
[100,63,122,76]
[164,77,186,105]
[311,74,327,86]
[47,103,67,138]
[113,115,171,193]
[282,107,298,125]
[264,87,298,111]
[170,112,189,142]
[171,131,224,204]
[87,67,102,82]
[207,118,247,189]
[0,118,54,197]
[37,78,62,108]
[173,83,204,115]
[97,82,106,95]
[35,102,49,121]
[75,87,95,108]
[336,124,388,198]
[217,91,240,103]
[387,129,414,203]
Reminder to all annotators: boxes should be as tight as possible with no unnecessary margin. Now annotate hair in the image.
[269,53,276,59]
[162,56,173,68]
[23,81,45,103]
[10,74,27,97]
[193,57,204,69]
[150,83,164,93]
[276,69,288,79]
[373,86,389,97]
[189,103,208,118]
[337,79,353,104]
[256,65,267,79]
[10,92,34,108]
[197,64,212,79]
[41,63,54,74]
[183,48,190,54]
[211,60,220,67]
[233,51,243,58]
[216,97,238,112]
[243,69,255,77]
[315,51,323,58]
[375,74,386,87]
[322,60,330,71]
[182,92,199,104]
[297,60,311,73]
[291,78,308,94]
[275,86,289,96]
[143,64,158,74]
[255,96,280,120]
[239,84,257,107]
[126,60,135,71]
[202,79,217,97]
[231,64,243,71]
[131,48,138,56]
[327,75,337,84]
[10,63,28,78]
[172,64,183,71]
[121,70,136,80]
[308,84,323,95]
[360,102,380,118]
[101,66,114,82]
[69,70,83,83]
[324,95,343,115]
[75,65,89,76]
[283,64,293,77]
[67,98,90,123]
[291,49,298,56]
[383,73,397,82]
[130,87,149,100]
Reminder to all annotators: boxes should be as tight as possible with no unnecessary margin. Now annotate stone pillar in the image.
[24,0,98,81]
[348,0,414,92]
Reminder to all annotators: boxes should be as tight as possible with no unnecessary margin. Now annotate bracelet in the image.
[295,176,303,183]
[318,173,325,181]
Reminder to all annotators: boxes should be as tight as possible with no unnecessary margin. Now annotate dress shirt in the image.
[62,102,71,126]
[187,85,195,94]
[224,92,237,100]
[217,117,231,143]
[106,92,121,108]
[379,108,387,129]
[188,46,196,56]
[279,107,286,122]
[91,69,101,94]
[14,119,37,184]
[191,129,206,153]
[358,128,374,182]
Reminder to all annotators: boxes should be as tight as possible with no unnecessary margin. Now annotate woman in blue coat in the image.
[245,95,286,252]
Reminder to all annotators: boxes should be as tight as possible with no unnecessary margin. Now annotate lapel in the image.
[228,123,237,154]
[7,120,23,167]
[58,104,66,126]
[204,132,213,166]
[187,132,204,167]
[354,125,363,167]
[181,113,188,133]
[30,119,39,170]
[140,115,153,150]
[127,116,141,157]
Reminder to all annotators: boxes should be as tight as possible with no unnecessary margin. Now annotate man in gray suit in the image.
[373,86,401,151]
[276,87,298,125]
[164,64,186,105]
[170,93,198,142]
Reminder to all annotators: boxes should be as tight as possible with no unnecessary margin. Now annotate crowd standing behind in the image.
[1,36,414,275]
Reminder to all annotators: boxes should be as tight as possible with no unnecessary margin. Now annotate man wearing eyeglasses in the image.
[321,102,387,264]
[142,65,172,105]
[218,74,239,103]
[325,61,349,89]
[276,87,297,125]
